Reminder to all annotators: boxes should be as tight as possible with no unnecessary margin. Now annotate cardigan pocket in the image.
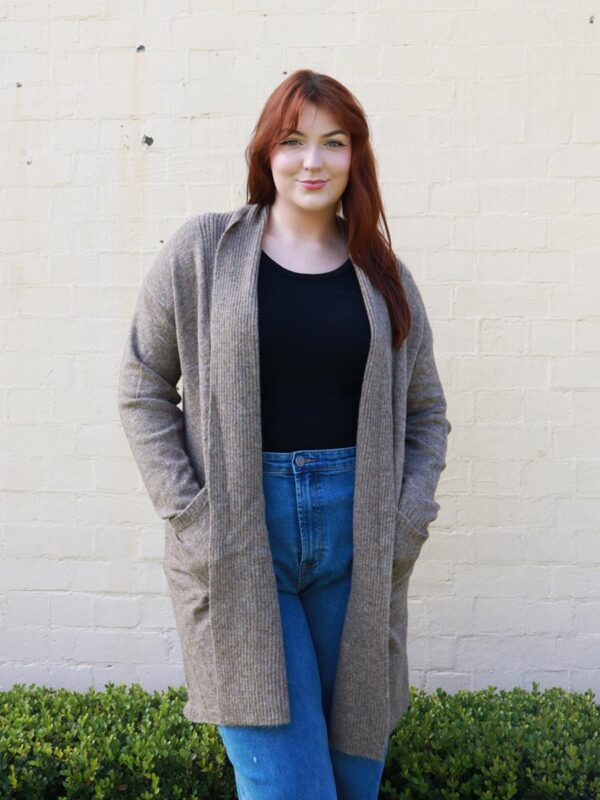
[162,488,212,692]
[164,486,211,583]
[167,485,209,534]
[392,509,428,578]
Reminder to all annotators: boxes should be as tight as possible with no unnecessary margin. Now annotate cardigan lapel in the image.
[206,202,397,758]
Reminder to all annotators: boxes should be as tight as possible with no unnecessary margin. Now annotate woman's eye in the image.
[281,139,345,147]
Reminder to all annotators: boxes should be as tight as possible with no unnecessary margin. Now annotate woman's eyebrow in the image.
[288,129,348,137]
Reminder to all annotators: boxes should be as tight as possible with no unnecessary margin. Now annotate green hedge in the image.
[0,682,598,799]
[382,684,600,799]
[0,683,234,800]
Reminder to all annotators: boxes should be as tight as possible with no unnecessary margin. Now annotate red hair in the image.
[245,69,411,350]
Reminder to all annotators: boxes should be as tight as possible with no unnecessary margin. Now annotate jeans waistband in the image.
[262,445,357,474]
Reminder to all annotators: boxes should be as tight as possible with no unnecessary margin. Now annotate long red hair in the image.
[245,69,411,350]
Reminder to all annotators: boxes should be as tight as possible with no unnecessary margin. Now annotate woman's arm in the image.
[117,225,207,532]
[396,275,452,538]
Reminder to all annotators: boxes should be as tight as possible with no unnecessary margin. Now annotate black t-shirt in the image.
[257,249,371,452]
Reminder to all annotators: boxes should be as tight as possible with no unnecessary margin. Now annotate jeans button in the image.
[295,455,305,467]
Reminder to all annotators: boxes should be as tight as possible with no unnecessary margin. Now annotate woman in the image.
[118,69,451,800]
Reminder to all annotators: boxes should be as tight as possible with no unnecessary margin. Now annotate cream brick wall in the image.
[1,2,599,701]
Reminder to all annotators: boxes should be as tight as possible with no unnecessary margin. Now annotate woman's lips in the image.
[300,180,327,190]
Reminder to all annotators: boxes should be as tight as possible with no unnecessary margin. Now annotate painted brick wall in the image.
[1,3,599,702]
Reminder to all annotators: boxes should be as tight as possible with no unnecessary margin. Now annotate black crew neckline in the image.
[261,250,353,281]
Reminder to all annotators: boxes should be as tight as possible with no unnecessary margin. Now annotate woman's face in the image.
[269,103,352,215]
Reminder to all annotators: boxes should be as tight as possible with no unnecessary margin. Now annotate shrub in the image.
[0,681,598,798]
[0,682,235,799]
[380,683,600,799]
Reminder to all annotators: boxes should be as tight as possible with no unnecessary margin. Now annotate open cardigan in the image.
[117,201,451,761]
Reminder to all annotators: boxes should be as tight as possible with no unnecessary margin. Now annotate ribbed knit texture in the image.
[117,202,451,761]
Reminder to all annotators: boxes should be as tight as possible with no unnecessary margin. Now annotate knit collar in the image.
[206,201,398,758]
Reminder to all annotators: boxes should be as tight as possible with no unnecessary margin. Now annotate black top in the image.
[257,249,371,452]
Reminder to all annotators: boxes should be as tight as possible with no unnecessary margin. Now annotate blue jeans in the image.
[217,446,390,800]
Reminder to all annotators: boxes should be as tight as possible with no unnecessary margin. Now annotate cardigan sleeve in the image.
[117,223,207,531]
[396,274,452,538]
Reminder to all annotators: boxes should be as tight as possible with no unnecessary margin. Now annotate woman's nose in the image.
[302,147,323,167]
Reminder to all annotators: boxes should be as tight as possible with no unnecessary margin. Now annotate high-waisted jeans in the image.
[216,445,390,800]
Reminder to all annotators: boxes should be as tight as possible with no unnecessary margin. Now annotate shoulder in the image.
[394,255,428,341]
[161,209,239,256]
[164,204,258,260]
[143,206,248,295]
